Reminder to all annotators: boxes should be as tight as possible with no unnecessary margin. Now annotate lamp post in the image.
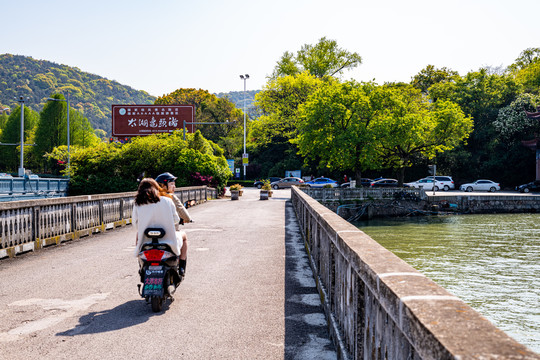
[47,96,70,177]
[239,74,249,180]
[17,96,25,177]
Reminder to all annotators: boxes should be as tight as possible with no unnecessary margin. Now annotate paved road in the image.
[0,188,336,360]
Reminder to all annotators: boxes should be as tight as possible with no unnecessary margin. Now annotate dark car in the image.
[516,180,540,193]
[340,178,374,188]
[254,177,282,189]
[370,178,409,188]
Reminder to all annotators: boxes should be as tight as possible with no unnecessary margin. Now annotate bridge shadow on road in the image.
[284,200,337,359]
[56,300,164,336]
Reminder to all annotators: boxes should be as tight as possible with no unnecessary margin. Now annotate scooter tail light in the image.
[142,249,165,262]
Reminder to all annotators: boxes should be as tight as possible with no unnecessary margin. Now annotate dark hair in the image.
[135,178,161,205]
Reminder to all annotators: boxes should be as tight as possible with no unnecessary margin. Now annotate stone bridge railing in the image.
[0,186,216,259]
[291,186,538,360]
[300,187,427,202]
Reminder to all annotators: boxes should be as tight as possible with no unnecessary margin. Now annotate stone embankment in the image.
[301,188,540,220]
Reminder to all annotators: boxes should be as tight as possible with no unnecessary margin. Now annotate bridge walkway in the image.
[0,188,336,359]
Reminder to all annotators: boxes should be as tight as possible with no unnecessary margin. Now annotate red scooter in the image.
[137,228,182,312]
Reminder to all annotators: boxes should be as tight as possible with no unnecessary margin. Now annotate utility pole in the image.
[239,74,249,180]
[18,96,25,177]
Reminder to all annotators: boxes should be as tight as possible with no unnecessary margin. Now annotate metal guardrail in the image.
[0,178,69,195]
[0,186,217,259]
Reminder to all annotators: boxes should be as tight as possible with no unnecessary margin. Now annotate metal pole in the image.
[243,78,246,180]
[18,97,25,177]
[183,120,186,141]
[67,96,70,178]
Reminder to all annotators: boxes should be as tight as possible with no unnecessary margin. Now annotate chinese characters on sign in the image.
[111,104,195,136]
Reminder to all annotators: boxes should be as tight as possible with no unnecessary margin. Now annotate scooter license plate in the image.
[142,266,165,297]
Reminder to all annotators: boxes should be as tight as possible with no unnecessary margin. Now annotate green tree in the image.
[154,88,243,150]
[251,72,324,177]
[375,85,473,184]
[0,105,38,171]
[508,47,540,72]
[49,130,231,195]
[33,94,66,164]
[515,61,540,94]
[294,80,385,183]
[411,65,459,93]
[494,93,540,141]
[33,94,100,173]
[270,37,362,79]
[428,69,521,181]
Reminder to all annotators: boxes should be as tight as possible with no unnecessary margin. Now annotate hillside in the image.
[215,90,260,117]
[0,54,155,134]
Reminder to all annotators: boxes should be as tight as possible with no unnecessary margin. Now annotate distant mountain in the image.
[0,54,155,134]
[215,90,260,118]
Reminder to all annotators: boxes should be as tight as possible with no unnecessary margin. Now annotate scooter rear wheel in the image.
[151,296,163,312]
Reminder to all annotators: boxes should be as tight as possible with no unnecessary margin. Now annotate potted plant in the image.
[230,183,242,200]
[260,180,271,200]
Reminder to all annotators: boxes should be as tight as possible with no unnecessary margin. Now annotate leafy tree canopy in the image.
[270,37,362,79]
[411,65,459,93]
[155,88,243,156]
[48,130,231,195]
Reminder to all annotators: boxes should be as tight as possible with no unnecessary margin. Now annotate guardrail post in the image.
[32,206,40,248]
[70,203,76,234]
[119,198,124,221]
[99,200,104,227]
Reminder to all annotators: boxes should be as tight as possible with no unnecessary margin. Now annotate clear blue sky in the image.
[2,0,539,97]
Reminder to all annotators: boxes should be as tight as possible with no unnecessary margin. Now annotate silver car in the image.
[271,177,304,189]
[405,178,444,191]
[460,180,500,192]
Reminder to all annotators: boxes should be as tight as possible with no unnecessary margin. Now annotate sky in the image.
[1,0,539,97]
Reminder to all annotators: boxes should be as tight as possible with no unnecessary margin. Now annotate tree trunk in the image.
[398,167,405,186]
[355,169,362,188]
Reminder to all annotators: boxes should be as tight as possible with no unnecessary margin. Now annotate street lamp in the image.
[239,74,249,180]
[18,96,25,177]
[47,96,70,177]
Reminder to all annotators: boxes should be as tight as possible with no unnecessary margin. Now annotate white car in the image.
[460,180,500,192]
[426,176,455,191]
[405,178,444,191]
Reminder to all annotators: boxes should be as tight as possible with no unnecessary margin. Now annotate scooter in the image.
[137,227,182,312]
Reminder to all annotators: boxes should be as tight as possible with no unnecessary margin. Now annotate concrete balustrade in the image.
[0,186,216,259]
[291,186,539,360]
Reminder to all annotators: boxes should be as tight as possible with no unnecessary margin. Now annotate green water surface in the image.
[355,213,540,353]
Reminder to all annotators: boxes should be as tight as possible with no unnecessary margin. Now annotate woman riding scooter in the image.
[133,178,181,256]
[155,172,192,277]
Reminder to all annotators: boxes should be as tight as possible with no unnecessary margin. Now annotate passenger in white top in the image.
[132,178,181,257]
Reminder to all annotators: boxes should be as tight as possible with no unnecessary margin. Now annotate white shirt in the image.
[132,196,180,257]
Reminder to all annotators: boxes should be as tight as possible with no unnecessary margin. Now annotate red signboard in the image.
[111,104,195,136]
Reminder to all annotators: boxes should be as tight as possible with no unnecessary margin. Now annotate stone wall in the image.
[291,186,539,360]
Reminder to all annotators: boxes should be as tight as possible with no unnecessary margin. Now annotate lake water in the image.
[354,213,540,353]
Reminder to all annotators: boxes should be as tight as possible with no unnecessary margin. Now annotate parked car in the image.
[460,180,500,192]
[0,173,12,178]
[28,174,39,179]
[254,177,282,189]
[340,178,373,188]
[516,180,540,193]
[304,177,338,188]
[425,176,455,191]
[271,177,304,189]
[370,178,409,188]
[405,178,444,191]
